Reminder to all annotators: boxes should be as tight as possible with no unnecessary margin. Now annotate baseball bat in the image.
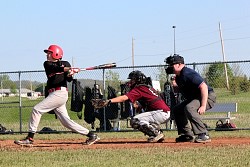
[80,62,116,71]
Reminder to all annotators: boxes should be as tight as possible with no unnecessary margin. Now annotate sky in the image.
[1,0,250,72]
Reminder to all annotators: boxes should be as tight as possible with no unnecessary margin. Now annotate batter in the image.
[14,45,100,146]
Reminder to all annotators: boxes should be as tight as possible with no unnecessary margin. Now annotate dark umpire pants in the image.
[172,92,216,136]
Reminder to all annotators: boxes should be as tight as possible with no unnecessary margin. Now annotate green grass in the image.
[0,131,250,167]
[1,146,249,167]
[1,88,250,132]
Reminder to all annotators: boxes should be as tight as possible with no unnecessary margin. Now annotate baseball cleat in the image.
[14,137,34,147]
[175,135,194,143]
[194,134,211,143]
[147,132,165,143]
[157,137,165,143]
[85,133,100,145]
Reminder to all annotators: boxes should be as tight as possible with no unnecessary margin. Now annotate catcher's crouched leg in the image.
[130,118,164,142]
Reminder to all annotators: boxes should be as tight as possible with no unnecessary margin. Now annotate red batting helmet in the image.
[44,45,63,59]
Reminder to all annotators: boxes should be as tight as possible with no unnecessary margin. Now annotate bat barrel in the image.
[80,63,116,71]
[99,63,116,69]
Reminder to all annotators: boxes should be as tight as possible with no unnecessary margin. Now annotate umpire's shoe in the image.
[14,137,33,146]
[175,134,194,143]
[194,134,211,143]
[85,132,100,145]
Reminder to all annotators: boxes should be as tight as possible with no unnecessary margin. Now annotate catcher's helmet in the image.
[127,70,147,85]
[44,45,63,60]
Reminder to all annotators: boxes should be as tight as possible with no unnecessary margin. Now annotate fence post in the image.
[192,62,196,70]
[18,71,23,133]
[102,69,107,131]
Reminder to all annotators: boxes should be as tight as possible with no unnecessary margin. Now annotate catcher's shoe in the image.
[194,134,211,143]
[147,131,165,143]
[85,133,100,145]
[14,137,33,146]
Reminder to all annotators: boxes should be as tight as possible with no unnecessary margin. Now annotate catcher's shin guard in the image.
[130,118,160,137]
[141,123,162,137]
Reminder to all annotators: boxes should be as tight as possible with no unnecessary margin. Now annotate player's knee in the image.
[130,118,140,129]
[32,107,42,115]
[184,104,195,117]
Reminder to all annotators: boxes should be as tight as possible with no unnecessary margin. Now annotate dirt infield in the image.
[1,137,250,151]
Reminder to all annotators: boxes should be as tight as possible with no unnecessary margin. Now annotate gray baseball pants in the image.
[173,92,216,135]
[28,88,89,135]
[133,110,170,127]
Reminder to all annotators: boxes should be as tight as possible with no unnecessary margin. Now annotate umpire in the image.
[165,54,216,143]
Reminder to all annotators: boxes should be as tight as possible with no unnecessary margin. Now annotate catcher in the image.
[92,70,170,142]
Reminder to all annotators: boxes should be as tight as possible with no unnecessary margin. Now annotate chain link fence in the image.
[1,60,250,133]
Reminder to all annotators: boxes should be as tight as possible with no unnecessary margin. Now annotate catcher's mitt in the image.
[91,99,111,109]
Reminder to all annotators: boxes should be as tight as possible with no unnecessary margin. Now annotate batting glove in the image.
[71,68,80,73]
[68,68,80,76]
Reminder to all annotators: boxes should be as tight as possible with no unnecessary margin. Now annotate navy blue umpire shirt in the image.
[175,67,214,101]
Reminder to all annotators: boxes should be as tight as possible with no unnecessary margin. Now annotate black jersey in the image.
[43,60,73,89]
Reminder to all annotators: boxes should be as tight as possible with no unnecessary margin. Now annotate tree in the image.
[105,70,120,92]
[0,75,16,89]
[155,66,168,91]
[35,83,46,95]
[10,85,17,94]
[239,75,250,92]
[205,63,233,88]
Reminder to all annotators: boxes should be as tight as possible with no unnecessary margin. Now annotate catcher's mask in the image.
[44,45,63,60]
[164,54,184,74]
[127,70,147,88]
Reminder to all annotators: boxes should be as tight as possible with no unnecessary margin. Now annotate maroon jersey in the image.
[126,85,170,112]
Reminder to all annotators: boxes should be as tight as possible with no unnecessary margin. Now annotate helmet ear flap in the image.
[44,45,63,59]
[128,70,147,85]
[139,74,147,84]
